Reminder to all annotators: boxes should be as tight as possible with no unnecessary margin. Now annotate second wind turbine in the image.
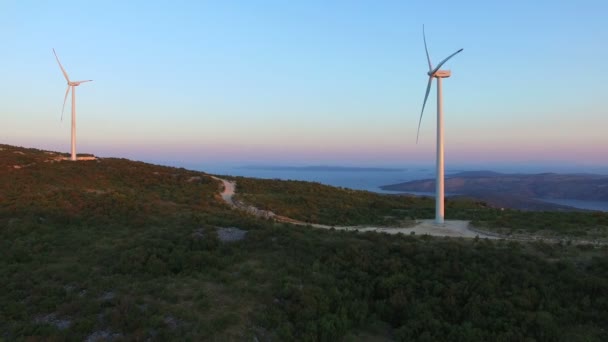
[416,26,463,224]
[53,49,93,161]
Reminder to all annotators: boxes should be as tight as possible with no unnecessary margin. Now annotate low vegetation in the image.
[232,176,608,240]
[2,144,608,340]
[469,209,608,241]
[231,176,486,226]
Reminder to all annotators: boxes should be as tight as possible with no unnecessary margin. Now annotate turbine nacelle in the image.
[69,80,93,86]
[428,70,452,78]
[416,26,462,143]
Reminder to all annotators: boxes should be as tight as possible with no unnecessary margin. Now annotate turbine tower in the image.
[416,26,463,224]
[53,49,92,161]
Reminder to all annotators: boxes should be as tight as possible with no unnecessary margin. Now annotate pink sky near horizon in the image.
[7,133,606,169]
[2,1,608,171]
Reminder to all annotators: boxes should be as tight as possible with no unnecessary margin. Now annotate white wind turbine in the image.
[416,26,463,224]
[53,48,92,161]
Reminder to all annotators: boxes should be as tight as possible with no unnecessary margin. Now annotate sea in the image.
[180,164,608,212]
[198,165,441,194]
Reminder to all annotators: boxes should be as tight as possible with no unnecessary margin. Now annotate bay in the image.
[197,165,446,193]
[191,164,608,212]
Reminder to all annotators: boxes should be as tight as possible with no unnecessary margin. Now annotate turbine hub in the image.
[430,70,452,78]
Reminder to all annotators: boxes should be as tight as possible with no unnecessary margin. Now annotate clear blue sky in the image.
[2,0,607,169]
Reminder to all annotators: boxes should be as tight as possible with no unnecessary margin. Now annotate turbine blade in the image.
[52,48,70,82]
[416,76,434,143]
[74,80,93,83]
[430,48,463,75]
[61,86,70,122]
[423,25,432,71]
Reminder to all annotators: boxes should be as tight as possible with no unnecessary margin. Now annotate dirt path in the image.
[305,219,493,238]
[211,176,497,239]
[211,176,236,206]
[211,177,608,245]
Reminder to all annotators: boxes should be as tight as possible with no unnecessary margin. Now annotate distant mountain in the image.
[381,171,608,210]
[240,165,405,172]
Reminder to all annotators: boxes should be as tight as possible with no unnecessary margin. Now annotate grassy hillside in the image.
[231,176,487,226]
[232,176,608,240]
[2,144,608,341]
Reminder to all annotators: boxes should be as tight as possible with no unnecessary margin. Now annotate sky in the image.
[1,0,607,171]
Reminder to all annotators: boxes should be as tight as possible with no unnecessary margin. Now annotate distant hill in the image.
[381,171,608,210]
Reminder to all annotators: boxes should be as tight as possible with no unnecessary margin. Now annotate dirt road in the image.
[211,176,236,206]
[211,176,496,239]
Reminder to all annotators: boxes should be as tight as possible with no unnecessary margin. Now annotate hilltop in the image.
[2,144,608,341]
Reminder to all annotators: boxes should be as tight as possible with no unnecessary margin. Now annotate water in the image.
[538,198,608,212]
[197,165,444,193]
[189,164,608,212]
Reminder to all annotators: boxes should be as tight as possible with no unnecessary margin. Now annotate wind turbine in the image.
[53,49,92,161]
[416,26,463,224]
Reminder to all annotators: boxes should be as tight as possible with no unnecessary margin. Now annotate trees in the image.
[2,144,607,341]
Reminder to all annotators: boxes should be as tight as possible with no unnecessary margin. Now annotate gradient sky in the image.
[2,0,607,169]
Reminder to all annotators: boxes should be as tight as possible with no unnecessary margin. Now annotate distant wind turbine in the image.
[53,49,92,161]
[416,26,463,224]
